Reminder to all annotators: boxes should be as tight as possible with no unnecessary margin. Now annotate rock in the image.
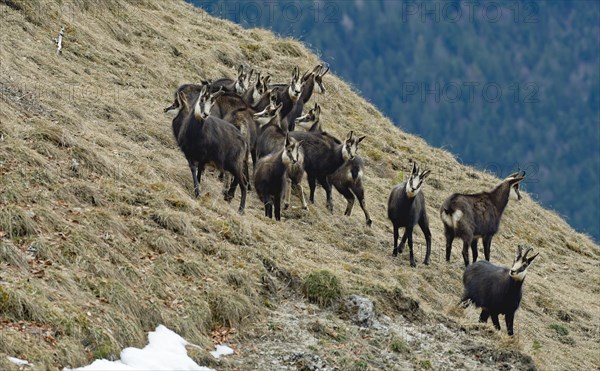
[344,294,376,328]
[283,352,331,371]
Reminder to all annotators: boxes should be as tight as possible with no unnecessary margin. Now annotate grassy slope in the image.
[0,0,598,369]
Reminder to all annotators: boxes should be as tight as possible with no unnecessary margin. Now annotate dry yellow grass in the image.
[0,0,598,369]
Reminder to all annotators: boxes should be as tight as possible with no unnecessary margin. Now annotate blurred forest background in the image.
[191,0,600,241]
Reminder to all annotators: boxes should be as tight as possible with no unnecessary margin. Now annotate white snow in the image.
[7,356,31,366]
[210,345,234,359]
[67,325,218,371]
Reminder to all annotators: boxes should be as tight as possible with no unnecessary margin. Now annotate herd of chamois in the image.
[164,64,538,336]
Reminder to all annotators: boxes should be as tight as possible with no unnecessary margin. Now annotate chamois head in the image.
[314,64,329,93]
[295,103,321,131]
[194,86,223,120]
[235,65,253,94]
[504,171,526,201]
[164,93,181,117]
[406,162,431,198]
[282,134,303,165]
[288,66,305,101]
[254,102,282,126]
[509,245,538,281]
[342,131,366,161]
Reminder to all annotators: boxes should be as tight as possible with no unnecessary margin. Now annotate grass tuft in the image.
[302,270,343,308]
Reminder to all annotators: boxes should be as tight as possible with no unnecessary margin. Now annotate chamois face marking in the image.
[342,131,366,161]
[194,87,215,119]
[509,245,539,281]
[282,135,302,165]
[405,163,431,198]
[505,171,526,201]
[288,66,305,101]
[164,98,181,117]
[235,65,252,94]
[295,103,321,130]
[315,64,329,93]
[254,103,282,126]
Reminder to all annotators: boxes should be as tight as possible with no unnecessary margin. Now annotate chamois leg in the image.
[470,239,479,263]
[188,160,200,198]
[407,227,416,268]
[483,235,493,261]
[274,194,282,221]
[296,183,309,210]
[263,194,272,218]
[461,238,471,267]
[308,175,317,204]
[444,226,454,262]
[353,184,372,227]
[284,179,292,210]
[491,314,501,331]
[479,309,490,323]
[232,167,247,214]
[505,312,515,336]
[319,176,334,213]
[392,224,400,257]
[398,229,409,255]
[419,216,432,265]
[337,186,355,216]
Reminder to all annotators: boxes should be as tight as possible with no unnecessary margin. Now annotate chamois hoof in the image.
[224,194,234,202]
[302,205,309,211]
[410,261,417,268]
[423,259,431,266]
[283,203,289,210]
[366,219,372,227]
[238,208,245,215]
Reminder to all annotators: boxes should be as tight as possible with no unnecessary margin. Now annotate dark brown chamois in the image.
[284,65,328,131]
[461,245,539,336]
[271,66,305,132]
[387,162,432,267]
[254,135,305,220]
[329,155,372,227]
[209,64,253,94]
[441,171,526,266]
[294,103,322,132]
[173,86,248,213]
[289,130,365,213]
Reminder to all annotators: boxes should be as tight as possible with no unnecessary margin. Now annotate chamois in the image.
[289,130,365,212]
[272,66,305,131]
[387,163,432,267]
[283,65,327,131]
[255,102,285,159]
[210,65,253,94]
[329,155,372,227]
[295,103,322,132]
[255,104,309,210]
[461,245,539,336]
[441,171,526,266]
[254,135,305,220]
[173,86,248,213]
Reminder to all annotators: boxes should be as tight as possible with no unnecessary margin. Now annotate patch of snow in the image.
[7,356,31,366]
[67,325,214,371]
[210,345,234,359]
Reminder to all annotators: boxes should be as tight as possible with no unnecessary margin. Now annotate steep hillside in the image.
[0,1,598,370]
[196,0,600,242]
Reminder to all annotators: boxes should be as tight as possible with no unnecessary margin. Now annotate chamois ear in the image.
[421,170,432,180]
[319,64,330,77]
[237,64,244,77]
[411,162,418,175]
[357,135,366,143]
[177,91,188,112]
[346,131,354,141]
[285,133,291,147]
[314,104,321,116]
